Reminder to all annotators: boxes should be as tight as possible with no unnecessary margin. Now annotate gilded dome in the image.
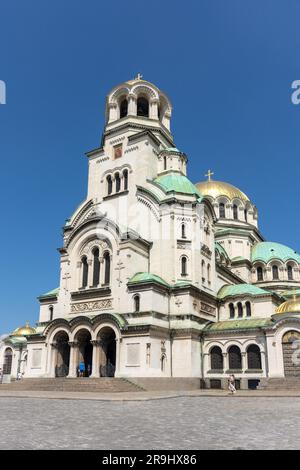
[195,180,250,203]
[11,322,36,337]
[276,298,300,315]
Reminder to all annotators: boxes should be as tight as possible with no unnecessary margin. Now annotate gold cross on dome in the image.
[135,73,143,80]
[205,169,214,181]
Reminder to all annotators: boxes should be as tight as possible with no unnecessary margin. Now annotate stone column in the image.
[68,341,79,378]
[223,352,228,372]
[150,98,159,119]
[241,352,247,372]
[115,338,121,377]
[49,342,58,378]
[127,93,136,116]
[90,340,100,378]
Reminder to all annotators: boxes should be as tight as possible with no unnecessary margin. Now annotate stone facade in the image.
[2,77,300,388]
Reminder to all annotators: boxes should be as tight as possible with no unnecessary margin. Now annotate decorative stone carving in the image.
[70,299,113,313]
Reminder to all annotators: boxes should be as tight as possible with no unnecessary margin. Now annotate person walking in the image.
[228,374,236,394]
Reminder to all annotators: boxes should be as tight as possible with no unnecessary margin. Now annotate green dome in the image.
[251,242,300,264]
[153,173,202,198]
[218,284,269,299]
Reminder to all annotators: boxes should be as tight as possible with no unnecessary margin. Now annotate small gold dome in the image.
[195,180,250,203]
[11,321,36,337]
[276,298,300,315]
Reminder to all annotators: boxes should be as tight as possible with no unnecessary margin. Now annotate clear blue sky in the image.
[1,0,299,333]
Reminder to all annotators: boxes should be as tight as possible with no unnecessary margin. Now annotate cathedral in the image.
[2,77,300,390]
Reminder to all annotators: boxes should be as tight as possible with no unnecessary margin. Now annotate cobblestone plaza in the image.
[1,396,299,450]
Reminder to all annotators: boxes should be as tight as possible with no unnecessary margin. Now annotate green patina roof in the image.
[218,283,270,299]
[164,147,181,153]
[128,272,169,288]
[215,228,250,237]
[251,242,300,264]
[39,287,59,299]
[215,242,230,260]
[153,173,202,199]
[205,318,273,332]
[231,256,248,262]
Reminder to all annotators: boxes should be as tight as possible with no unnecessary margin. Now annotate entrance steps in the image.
[0,377,144,393]
[258,377,300,390]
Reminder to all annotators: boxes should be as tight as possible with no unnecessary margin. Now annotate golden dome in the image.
[195,180,250,203]
[276,298,300,315]
[11,322,36,337]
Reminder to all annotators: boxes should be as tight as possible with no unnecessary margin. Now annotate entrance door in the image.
[282,330,300,377]
[3,348,13,374]
[55,331,70,377]
[99,327,116,377]
[77,330,92,377]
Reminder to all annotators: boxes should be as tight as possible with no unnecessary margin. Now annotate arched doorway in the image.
[54,331,70,377]
[3,348,13,374]
[282,330,300,377]
[76,330,93,377]
[98,327,116,377]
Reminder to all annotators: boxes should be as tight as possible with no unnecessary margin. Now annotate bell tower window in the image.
[219,203,225,219]
[120,98,128,118]
[137,97,149,117]
[107,175,113,195]
[81,256,88,288]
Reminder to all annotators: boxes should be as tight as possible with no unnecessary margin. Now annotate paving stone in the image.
[0,397,299,450]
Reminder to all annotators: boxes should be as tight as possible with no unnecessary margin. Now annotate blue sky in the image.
[1,0,300,332]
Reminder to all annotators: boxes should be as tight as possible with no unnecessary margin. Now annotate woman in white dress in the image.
[228,374,236,394]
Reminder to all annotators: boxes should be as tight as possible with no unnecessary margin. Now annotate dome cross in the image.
[205,169,214,181]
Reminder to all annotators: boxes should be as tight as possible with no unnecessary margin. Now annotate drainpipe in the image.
[168,289,173,377]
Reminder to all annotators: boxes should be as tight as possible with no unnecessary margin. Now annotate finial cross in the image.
[135,73,143,80]
[205,169,214,181]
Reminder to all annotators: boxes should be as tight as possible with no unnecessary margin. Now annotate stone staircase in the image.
[258,377,300,391]
[0,377,145,393]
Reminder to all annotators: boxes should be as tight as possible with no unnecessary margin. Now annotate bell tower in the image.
[86,76,175,201]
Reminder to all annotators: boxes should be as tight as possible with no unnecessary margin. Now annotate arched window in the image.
[163,156,167,170]
[229,303,235,319]
[237,302,243,318]
[210,346,224,370]
[228,345,242,370]
[123,169,128,191]
[233,204,238,220]
[244,209,248,222]
[246,301,251,317]
[247,345,262,370]
[181,256,188,276]
[181,223,186,239]
[137,97,149,117]
[104,252,111,285]
[120,98,128,118]
[115,173,121,193]
[219,203,225,219]
[134,295,140,312]
[207,264,211,283]
[287,265,293,281]
[3,348,13,374]
[257,266,263,282]
[81,256,88,288]
[107,175,113,195]
[161,354,166,372]
[272,265,279,280]
[202,260,206,282]
[92,248,100,287]
[49,305,54,322]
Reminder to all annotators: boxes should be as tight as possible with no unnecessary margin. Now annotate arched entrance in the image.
[98,327,116,377]
[76,330,93,377]
[3,348,13,374]
[54,331,70,377]
[282,330,300,377]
